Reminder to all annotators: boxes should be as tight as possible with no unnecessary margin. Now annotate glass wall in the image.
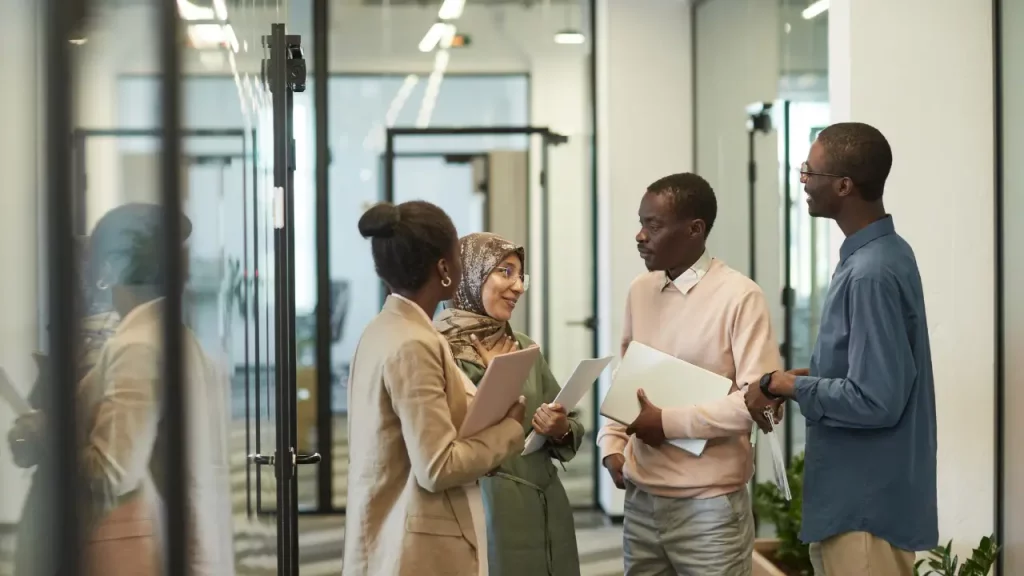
[325,1,597,515]
[0,0,314,574]
[1000,0,1023,571]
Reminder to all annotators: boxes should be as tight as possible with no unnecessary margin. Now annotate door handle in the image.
[566,317,597,331]
[295,452,321,465]
[249,453,274,466]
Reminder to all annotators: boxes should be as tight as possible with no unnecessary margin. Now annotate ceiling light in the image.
[419,22,454,53]
[801,0,829,20]
[554,30,585,45]
[177,0,215,21]
[438,0,465,20]
[187,23,238,51]
[212,0,228,20]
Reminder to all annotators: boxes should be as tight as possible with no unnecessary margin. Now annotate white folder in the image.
[600,341,732,456]
[459,345,541,438]
[522,356,614,455]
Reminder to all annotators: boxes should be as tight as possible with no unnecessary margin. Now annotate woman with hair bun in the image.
[343,201,527,576]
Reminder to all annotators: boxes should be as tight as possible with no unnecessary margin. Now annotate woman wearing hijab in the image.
[344,201,527,576]
[435,232,584,576]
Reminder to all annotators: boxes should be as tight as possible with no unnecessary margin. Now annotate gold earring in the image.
[441,276,452,288]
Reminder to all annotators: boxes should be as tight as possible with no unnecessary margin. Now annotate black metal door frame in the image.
[379,150,492,231]
[746,100,795,467]
[383,126,568,356]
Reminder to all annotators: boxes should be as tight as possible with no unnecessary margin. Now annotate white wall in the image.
[829,0,996,555]
[0,0,41,524]
[595,0,693,516]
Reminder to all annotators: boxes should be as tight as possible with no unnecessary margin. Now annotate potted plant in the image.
[752,452,812,576]
[915,535,999,576]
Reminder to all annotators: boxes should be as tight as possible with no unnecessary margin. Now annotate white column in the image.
[0,0,41,523]
[829,0,996,553]
[595,0,693,516]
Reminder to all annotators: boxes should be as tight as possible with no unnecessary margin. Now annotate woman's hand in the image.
[470,333,517,368]
[532,403,570,441]
[7,411,45,468]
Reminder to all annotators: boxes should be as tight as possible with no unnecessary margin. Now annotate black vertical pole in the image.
[46,0,80,572]
[313,0,333,514]
[268,23,295,574]
[781,101,794,467]
[748,129,757,282]
[159,1,188,575]
[541,137,551,357]
[992,0,1005,572]
[252,127,264,514]
[286,82,301,576]
[381,130,395,308]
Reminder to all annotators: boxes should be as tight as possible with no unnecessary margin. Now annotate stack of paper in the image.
[762,407,792,500]
[599,341,733,457]
[522,356,613,456]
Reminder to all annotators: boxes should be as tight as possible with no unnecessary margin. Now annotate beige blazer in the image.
[76,298,234,576]
[343,296,525,576]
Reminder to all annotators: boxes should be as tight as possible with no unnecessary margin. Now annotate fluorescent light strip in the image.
[385,75,420,127]
[438,0,465,20]
[418,22,450,52]
[416,50,450,128]
[212,0,229,21]
[801,0,829,20]
[178,0,215,21]
[554,31,585,45]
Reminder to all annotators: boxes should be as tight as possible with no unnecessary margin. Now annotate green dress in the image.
[456,333,584,576]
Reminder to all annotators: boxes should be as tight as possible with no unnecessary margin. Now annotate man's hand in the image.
[603,454,626,489]
[744,383,784,434]
[625,389,665,447]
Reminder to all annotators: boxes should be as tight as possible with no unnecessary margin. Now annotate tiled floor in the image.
[1,418,624,576]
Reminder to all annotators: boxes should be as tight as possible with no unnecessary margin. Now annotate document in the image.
[762,407,792,500]
[0,367,32,416]
[600,341,732,456]
[459,345,541,438]
[522,355,614,456]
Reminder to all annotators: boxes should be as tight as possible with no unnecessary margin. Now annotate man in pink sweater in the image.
[597,173,783,576]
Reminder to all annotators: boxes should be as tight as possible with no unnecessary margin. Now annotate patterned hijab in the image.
[435,232,526,365]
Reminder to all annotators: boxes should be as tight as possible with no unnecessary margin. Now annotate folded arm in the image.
[387,339,523,493]
[794,278,917,429]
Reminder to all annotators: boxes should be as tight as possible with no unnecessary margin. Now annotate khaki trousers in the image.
[809,531,915,576]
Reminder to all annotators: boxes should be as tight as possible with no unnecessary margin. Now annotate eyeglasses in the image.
[493,266,530,291]
[799,162,848,184]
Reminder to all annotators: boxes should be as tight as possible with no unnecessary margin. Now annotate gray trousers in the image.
[622,482,754,576]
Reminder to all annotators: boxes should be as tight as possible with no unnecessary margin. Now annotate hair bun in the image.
[358,202,401,239]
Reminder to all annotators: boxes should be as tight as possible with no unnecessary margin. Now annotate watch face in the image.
[760,372,773,388]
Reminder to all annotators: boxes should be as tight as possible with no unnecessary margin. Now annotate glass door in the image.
[245,24,320,575]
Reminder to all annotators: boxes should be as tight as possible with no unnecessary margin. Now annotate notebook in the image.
[600,341,732,456]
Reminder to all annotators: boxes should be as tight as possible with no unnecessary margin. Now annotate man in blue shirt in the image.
[744,122,937,575]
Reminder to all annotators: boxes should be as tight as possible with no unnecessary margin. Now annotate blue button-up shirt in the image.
[793,215,937,551]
